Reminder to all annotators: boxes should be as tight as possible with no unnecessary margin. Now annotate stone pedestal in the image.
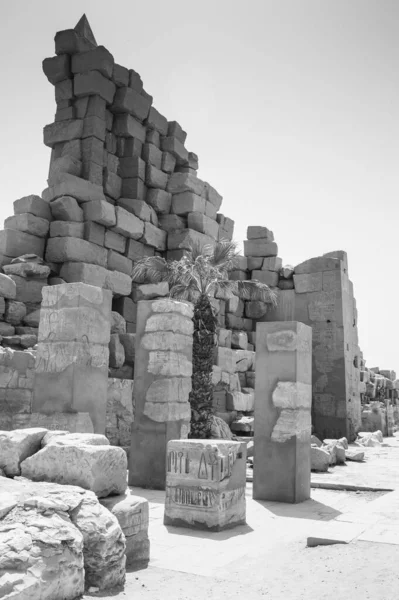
[164,439,247,531]
[128,299,193,489]
[32,283,112,434]
[253,321,312,503]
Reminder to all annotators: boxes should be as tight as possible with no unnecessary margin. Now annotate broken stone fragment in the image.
[311,446,330,472]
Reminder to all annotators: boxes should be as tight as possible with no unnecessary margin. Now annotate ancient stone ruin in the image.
[0,13,397,452]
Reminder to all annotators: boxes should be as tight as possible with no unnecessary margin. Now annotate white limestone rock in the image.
[311,446,330,472]
[0,428,47,476]
[20,443,127,498]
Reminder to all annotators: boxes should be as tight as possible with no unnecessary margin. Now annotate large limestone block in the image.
[216,347,236,374]
[4,213,50,238]
[51,195,84,221]
[113,114,146,142]
[311,446,330,472]
[0,428,47,476]
[45,236,108,267]
[145,312,193,335]
[13,194,52,220]
[171,192,206,216]
[39,283,112,344]
[71,45,114,78]
[188,212,219,239]
[205,183,223,210]
[83,199,116,226]
[136,282,169,300]
[112,87,152,121]
[244,240,278,257]
[0,229,45,258]
[74,71,116,104]
[251,270,279,287]
[293,272,323,294]
[167,172,205,196]
[43,119,83,147]
[69,489,126,589]
[167,228,214,251]
[43,432,109,447]
[247,226,274,241]
[0,493,85,599]
[42,173,106,204]
[113,206,144,239]
[21,444,128,497]
[164,439,247,531]
[294,256,344,275]
[234,349,255,372]
[100,493,149,567]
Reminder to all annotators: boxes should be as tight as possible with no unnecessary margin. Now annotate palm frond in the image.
[236,280,278,306]
[209,240,240,270]
[214,279,237,299]
[132,256,170,284]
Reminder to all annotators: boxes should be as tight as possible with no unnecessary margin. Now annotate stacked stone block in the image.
[129,298,193,489]
[0,347,36,430]
[32,282,112,434]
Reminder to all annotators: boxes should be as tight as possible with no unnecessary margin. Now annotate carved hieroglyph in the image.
[164,439,247,531]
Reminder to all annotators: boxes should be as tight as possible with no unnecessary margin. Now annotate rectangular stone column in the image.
[253,321,312,503]
[32,283,112,434]
[128,298,193,489]
[164,439,247,531]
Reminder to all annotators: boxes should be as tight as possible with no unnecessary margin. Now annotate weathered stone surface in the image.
[5,213,50,238]
[254,322,312,503]
[43,173,106,204]
[187,212,219,239]
[168,228,214,251]
[100,492,149,567]
[295,256,344,275]
[161,137,188,165]
[21,443,127,497]
[345,449,365,462]
[0,428,47,476]
[71,45,114,78]
[0,274,16,299]
[231,331,248,350]
[0,479,85,599]
[106,378,134,447]
[14,195,52,221]
[50,220,85,238]
[74,71,115,104]
[83,199,116,226]
[293,272,323,294]
[43,119,83,147]
[111,311,127,334]
[51,195,84,221]
[4,300,26,325]
[247,226,274,241]
[113,206,144,239]
[44,432,109,447]
[113,113,146,142]
[243,240,278,257]
[311,446,330,472]
[245,300,268,319]
[141,222,167,251]
[171,192,206,216]
[112,86,151,121]
[0,230,45,259]
[45,236,108,267]
[164,439,246,530]
[167,172,204,195]
[18,412,94,433]
[227,390,254,412]
[109,334,125,368]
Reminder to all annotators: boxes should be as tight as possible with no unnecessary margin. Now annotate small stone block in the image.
[164,439,247,531]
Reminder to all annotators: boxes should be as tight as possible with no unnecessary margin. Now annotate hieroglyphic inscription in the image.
[172,486,216,508]
[167,450,190,474]
[218,487,245,510]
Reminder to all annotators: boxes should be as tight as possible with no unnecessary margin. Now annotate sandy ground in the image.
[84,437,399,600]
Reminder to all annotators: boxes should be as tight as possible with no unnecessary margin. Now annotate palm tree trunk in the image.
[188,293,217,439]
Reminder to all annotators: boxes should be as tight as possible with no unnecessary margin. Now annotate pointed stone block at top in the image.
[74,14,97,47]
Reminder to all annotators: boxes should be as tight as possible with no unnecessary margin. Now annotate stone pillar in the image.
[32,283,112,434]
[253,321,312,503]
[128,298,193,489]
[164,439,247,531]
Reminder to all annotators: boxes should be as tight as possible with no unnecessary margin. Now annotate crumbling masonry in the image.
[0,15,397,443]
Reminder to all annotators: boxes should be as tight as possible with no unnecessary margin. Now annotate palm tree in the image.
[132,240,277,439]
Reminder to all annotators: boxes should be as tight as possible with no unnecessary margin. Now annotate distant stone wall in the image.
[0,347,35,430]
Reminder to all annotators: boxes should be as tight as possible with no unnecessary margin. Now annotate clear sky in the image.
[1,0,398,370]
